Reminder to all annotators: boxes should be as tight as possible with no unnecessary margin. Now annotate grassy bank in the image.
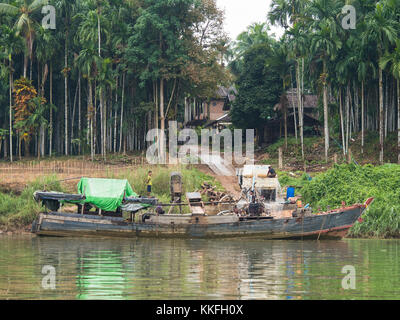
[0,175,63,230]
[0,166,222,231]
[279,164,400,239]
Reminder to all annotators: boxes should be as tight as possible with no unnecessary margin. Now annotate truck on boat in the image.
[31,167,373,239]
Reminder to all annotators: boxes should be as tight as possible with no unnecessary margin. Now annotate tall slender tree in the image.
[0,0,49,78]
[362,2,397,164]
[380,40,400,164]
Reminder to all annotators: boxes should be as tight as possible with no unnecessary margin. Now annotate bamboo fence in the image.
[0,158,148,184]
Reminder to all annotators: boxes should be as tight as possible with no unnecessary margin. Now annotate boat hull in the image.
[32,204,366,240]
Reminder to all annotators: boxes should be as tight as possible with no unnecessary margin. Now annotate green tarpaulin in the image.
[77,178,138,212]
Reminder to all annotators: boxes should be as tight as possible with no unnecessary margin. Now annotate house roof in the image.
[274,89,319,112]
[215,86,237,102]
[216,114,231,122]
[204,113,232,128]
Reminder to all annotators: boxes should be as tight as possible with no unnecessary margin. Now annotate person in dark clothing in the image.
[156,206,165,215]
[249,190,256,203]
[267,167,277,178]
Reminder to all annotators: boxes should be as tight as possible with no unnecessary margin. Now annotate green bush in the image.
[300,164,400,238]
[0,175,63,228]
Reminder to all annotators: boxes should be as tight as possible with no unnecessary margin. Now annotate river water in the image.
[0,235,399,300]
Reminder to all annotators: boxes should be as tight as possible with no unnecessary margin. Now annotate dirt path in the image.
[195,164,241,198]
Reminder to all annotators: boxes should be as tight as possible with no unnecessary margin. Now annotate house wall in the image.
[205,99,228,121]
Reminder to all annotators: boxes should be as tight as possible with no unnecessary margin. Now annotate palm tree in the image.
[96,57,113,159]
[76,46,100,161]
[362,2,397,164]
[269,0,310,159]
[286,23,308,159]
[36,26,57,157]
[335,33,362,156]
[110,10,130,153]
[380,40,400,164]
[0,25,24,162]
[0,0,49,79]
[268,0,307,29]
[56,0,78,156]
[230,23,274,75]
[75,3,110,158]
[309,0,343,162]
[357,52,376,156]
[267,41,291,149]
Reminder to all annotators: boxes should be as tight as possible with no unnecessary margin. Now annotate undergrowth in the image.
[0,175,63,229]
[299,164,400,238]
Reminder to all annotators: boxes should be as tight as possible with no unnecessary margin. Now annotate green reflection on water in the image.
[0,235,399,300]
[76,251,126,300]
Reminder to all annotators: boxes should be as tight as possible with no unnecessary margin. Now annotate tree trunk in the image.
[103,93,107,160]
[346,83,350,154]
[397,79,400,164]
[49,62,53,157]
[9,57,13,162]
[160,77,165,163]
[29,53,33,81]
[40,64,48,157]
[88,80,94,161]
[98,7,101,58]
[281,77,288,150]
[18,135,21,160]
[119,73,125,153]
[100,87,104,157]
[78,74,81,155]
[290,69,298,142]
[297,60,304,159]
[379,66,384,164]
[94,81,97,154]
[114,77,118,153]
[361,80,365,154]
[64,36,69,156]
[339,88,345,157]
[71,81,78,154]
[354,81,359,133]
[385,74,388,138]
[323,59,329,162]
[23,55,27,79]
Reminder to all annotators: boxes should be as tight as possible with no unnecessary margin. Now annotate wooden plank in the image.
[191,207,205,214]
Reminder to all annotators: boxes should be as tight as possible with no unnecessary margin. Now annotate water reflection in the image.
[0,235,399,300]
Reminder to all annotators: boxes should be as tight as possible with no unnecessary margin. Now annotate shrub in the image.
[300,164,400,238]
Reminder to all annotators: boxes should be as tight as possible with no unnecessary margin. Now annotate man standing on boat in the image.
[146,171,153,196]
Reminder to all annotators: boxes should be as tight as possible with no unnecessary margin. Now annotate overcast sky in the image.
[216,0,285,41]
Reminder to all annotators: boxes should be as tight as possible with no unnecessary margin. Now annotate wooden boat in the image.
[31,176,374,240]
[31,200,374,240]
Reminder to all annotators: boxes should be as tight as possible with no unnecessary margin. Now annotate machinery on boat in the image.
[31,168,373,239]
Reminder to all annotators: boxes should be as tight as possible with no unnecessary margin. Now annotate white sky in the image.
[216,0,285,41]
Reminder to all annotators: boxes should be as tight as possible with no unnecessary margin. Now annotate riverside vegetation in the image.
[279,164,400,239]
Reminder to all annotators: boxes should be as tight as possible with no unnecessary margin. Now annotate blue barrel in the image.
[287,187,295,199]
